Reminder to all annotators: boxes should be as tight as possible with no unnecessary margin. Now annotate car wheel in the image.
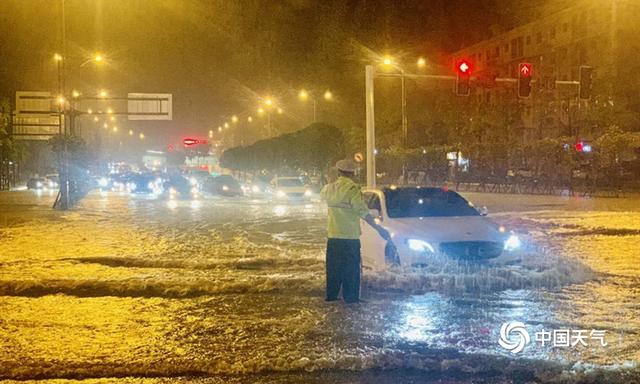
[384,241,400,267]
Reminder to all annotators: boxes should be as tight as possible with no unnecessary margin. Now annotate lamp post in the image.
[298,89,334,124]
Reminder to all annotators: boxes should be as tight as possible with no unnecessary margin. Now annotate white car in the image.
[272,177,312,200]
[360,187,520,269]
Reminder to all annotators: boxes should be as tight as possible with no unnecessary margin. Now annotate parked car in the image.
[360,186,520,269]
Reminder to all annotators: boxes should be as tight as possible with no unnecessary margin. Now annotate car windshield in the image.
[278,179,303,187]
[383,188,480,218]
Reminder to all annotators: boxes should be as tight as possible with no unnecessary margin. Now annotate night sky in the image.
[0,0,568,148]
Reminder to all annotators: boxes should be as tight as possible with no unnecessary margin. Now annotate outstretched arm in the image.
[362,214,390,240]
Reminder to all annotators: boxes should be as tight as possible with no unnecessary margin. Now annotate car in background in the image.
[45,174,59,189]
[26,177,48,190]
[272,176,312,200]
[360,186,520,269]
[163,174,198,199]
[127,173,162,195]
[243,175,274,198]
[203,174,243,196]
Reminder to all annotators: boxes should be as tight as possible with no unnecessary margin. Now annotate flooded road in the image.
[0,190,638,383]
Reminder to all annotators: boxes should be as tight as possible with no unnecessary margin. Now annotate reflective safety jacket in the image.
[320,176,369,239]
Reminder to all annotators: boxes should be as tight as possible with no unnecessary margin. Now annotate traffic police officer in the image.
[320,159,390,303]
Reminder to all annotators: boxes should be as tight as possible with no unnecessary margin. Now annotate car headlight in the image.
[406,239,435,253]
[304,189,312,196]
[128,183,137,191]
[276,190,286,198]
[504,234,521,251]
[189,177,197,186]
[252,185,260,193]
[222,185,229,191]
[98,177,109,187]
[169,187,177,195]
[36,181,43,187]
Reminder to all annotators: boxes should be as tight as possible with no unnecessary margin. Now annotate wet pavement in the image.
[0,190,638,383]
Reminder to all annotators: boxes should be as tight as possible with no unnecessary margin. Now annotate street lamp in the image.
[247,116,253,123]
[139,132,145,140]
[224,122,229,129]
[99,90,108,98]
[128,129,134,136]
[208,130,213,138]
[323,90,333,101]
[417,57,426,68]
[231,115,239,123]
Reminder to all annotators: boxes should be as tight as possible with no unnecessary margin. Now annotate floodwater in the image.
[0,190,638,383]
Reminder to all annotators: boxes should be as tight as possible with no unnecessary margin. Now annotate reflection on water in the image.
[0,191,638,381]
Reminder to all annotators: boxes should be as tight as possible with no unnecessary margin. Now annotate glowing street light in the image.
[257,107,265,115]
[217,126,223,132]
[103,123,108,129]
[112,126,118,133]
[87,108,93,114]
[107,108,113,114]
[93,116,99,122]
[94,53,104,62]
[128,129,134,136]
[139,132,145,140]
[417,57,426,68]
[277,107,283,114]
[224,122,229,129]
[110,116,116,122]
[71,90,80,98]
[298,89,309,101]
[264,98,273,106]
[247,116,253,122]
[99,90,108,98]
[382,56,394,66]
[231,115,238,123]
[208,130,214,138]
[53,53,63,62]
[323,90,333,101]
[56,95,66,105]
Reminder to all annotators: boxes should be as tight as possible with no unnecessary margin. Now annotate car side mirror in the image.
[369,208,381,219]
[478,206,489,216]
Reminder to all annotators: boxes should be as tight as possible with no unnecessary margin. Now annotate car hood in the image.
[385,216,504,243]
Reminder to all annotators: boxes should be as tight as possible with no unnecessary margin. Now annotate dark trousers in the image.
[325,238,361,303]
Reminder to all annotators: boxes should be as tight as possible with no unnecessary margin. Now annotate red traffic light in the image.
[456,60,471,75]
[519,63,532,77]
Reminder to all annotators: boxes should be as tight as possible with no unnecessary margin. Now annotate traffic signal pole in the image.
[365,65,376,188]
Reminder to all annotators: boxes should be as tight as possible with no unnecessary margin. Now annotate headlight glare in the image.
[504,234,521,251]
[407,239,435,253]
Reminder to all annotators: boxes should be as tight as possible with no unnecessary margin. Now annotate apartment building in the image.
[450,0,639,141]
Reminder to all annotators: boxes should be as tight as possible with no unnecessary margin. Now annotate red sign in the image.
[182,138,208,147]
[456,60,471,75]
[519,63,532,77]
